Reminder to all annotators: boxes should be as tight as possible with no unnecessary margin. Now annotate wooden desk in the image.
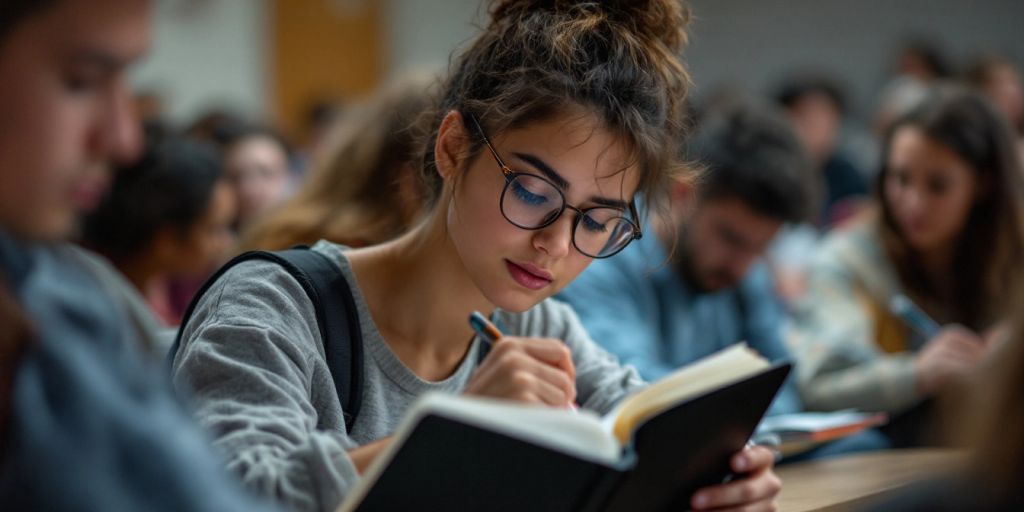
[776,449,964,512]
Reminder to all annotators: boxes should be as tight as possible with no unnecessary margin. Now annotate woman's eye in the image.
[64,75,96,94]
[927,178,950,195]
[511,181,548,206]
[581,214,608,233]
[63,68,105,94]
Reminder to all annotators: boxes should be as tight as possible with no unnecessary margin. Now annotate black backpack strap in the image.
[170,247,364,432]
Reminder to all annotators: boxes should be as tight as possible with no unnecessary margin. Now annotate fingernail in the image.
[692,493,709,509]
[735,455,749,471]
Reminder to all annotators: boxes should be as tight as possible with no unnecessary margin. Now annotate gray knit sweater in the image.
[171,241,644,512]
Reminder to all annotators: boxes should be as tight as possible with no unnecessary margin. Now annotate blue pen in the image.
[469,311,503,345]
[889,294,941,340]
[468,310,579,411]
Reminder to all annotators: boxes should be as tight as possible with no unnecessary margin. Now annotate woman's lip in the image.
[505,260,553,290]
[71,181,109,211]
[898,217,929,234]
[513,260,553,280]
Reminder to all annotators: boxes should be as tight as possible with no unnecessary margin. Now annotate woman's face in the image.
[884,125,980,253]
[163,181,237,277]
[225,134,291,226]
[443,111,640,313]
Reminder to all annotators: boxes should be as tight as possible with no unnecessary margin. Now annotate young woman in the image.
[172,2,780,511]
[82,135,236,326]
[788,86,1024,445]
[238,74,435,251]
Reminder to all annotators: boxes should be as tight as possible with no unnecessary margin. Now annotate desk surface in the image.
[776,449,963,512]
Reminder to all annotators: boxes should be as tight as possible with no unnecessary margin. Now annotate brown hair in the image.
[0,0,56,42]
[877,85,1024,330]
[421,0,693,218]
[966,324,1024,494]
[941,279,1024,500]
[238,75,438,251]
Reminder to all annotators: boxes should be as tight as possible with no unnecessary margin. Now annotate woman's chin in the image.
[487,287,547,313]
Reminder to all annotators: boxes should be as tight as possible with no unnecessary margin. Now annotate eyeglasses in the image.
[467,113,642,259]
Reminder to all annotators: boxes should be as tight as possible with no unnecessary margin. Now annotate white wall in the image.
[130,0,270,125]
[383,0,483,79]
[129,0,1024,125]
[684,0,1024,120]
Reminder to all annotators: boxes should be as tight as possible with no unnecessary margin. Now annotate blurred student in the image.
[239,75,435,251]
[82,135,236,326]
[221,124,293,231]
[874,38,951,135]
[965,55,1024,162]
[558,103,809,415]
[0,0,279,510]
[894,39,953,84]
[787,86,1024,446]
[171,1,782,511]
[775,75,869,227]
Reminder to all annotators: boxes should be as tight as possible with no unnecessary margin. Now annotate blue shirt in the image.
[557,229,801,415]
[0,230,277,512]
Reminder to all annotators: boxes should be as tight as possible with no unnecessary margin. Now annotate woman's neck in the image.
[915,238,959,299]
[346,210,493,380]
[117,252,163,295]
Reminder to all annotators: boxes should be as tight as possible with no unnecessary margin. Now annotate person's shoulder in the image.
[184,249,329,336]
[816,216,883,265]
[309,239,350,263]
[739,261,776,295]
[216,240,350,295]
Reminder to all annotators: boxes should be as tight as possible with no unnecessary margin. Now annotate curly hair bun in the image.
[490,0,689,52]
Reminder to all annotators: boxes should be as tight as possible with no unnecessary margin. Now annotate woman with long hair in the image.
[788,85,1024,445]
[238,75,435,251]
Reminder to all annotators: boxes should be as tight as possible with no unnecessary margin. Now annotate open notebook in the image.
[756,410,889,457]
[338,344,791,512]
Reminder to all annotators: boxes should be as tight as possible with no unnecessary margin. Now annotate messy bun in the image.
[490,0,688,54]
[421,0,693,218]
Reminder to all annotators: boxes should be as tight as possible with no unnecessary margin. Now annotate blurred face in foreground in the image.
[0,0,151,241]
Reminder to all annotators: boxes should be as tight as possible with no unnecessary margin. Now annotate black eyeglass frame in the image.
[466,113,643,259]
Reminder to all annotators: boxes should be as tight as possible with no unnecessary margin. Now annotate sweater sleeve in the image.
[171,260,361,512]
[786,245,920,413]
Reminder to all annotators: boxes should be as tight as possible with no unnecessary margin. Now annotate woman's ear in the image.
[434,110,470,182]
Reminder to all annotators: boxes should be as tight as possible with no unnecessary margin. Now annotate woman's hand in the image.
[348,437,392,474]
[691,445,781,511]
[464,336,576,407]
[914,325,985,394]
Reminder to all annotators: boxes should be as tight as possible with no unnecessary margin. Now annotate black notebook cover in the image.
[350,362,791,512]
[352,414,621,511]
[603,362,791,511]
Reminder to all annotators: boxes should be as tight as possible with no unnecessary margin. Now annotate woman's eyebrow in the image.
[512,152,627,209]
[512,152,569,189]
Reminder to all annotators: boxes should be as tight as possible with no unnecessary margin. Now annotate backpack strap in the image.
[170,247,364,432]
